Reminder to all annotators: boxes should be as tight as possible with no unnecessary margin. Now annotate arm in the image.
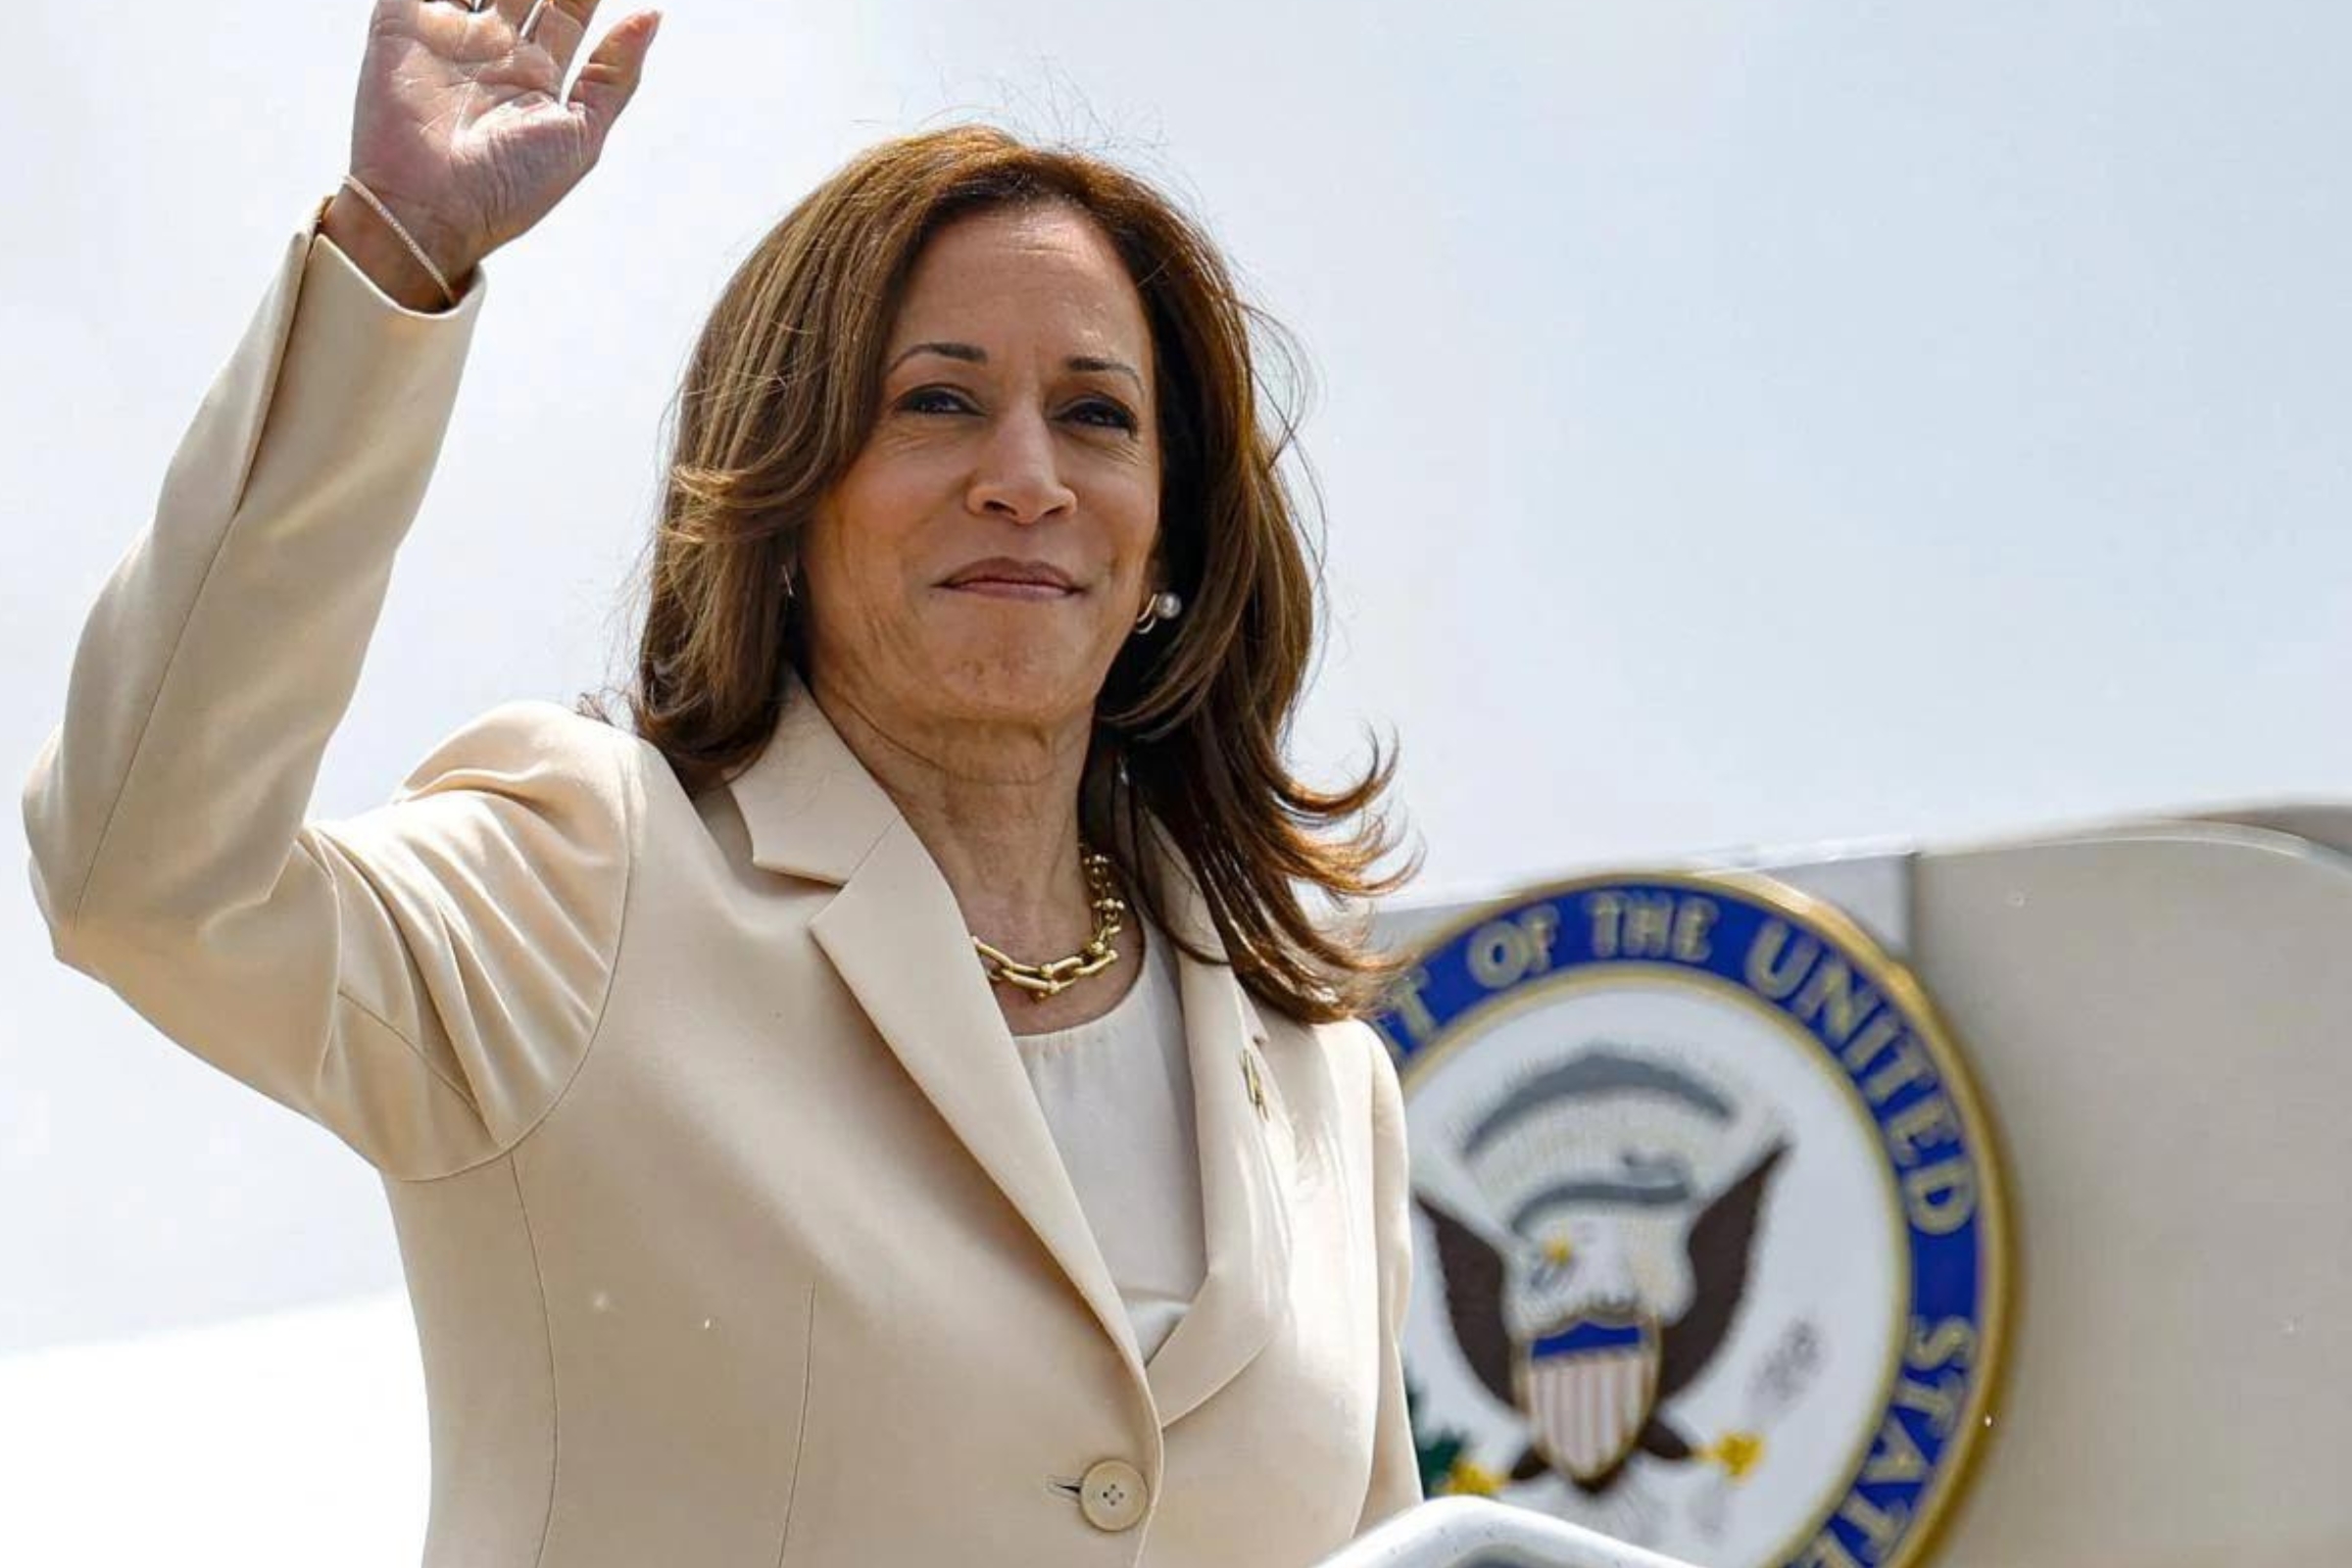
[21,203,634,1180]
[1354,1019,1427,1535]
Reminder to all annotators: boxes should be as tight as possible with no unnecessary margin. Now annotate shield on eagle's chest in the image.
[1515,1313,1663,1485]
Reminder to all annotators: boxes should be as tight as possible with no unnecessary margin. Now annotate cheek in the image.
[1109,492,1163,588]
[808,485,931,609]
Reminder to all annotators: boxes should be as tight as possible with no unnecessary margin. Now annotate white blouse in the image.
[1008,915,1206,1363]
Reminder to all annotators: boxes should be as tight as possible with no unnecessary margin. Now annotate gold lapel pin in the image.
[1241,1049,1269,1119]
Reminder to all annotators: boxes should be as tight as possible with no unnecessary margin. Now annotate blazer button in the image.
[1077,1458,1149,1532]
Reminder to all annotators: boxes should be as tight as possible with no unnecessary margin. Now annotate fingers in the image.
[406,0,497,41]
[518,0,594,75]
[567,10,661,143]
[500,0,619,110]
[472,0,573,56]
[410,0,552,57]
[486,0,574,49]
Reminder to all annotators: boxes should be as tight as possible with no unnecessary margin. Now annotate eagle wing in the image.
[1415,1195,1517,1407]
[1657,1142,1788,1400]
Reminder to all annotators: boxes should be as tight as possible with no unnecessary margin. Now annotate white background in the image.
[5,2,2349,1562]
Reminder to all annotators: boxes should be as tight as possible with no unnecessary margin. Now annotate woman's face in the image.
[800,200,1164,739]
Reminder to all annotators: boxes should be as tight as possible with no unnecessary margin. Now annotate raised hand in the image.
[328,0,662,305]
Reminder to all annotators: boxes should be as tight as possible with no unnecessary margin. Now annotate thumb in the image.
[569,10,662,144]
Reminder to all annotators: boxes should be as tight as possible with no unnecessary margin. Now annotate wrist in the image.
[319,186,478,314]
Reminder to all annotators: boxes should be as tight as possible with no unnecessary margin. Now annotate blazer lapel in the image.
[727,676,1146,1392]
[1143,846,1298,1426]
[726,675,1298,1427]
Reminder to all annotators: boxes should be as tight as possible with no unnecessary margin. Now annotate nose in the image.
[965,406,1077,525]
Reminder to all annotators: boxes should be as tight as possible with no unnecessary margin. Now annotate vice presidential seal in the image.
[1374,872,2009,1568]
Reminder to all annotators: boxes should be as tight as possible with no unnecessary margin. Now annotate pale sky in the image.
[5,2,2349,1561]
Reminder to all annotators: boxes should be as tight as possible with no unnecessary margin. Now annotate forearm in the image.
[23,208,484,941]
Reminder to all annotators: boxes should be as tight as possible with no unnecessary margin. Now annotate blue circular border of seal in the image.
[1370,869,2011,1568]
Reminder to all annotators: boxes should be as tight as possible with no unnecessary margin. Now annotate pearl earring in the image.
[1133,589,1184,635]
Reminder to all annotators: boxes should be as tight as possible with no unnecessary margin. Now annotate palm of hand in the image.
[351,0,645,263]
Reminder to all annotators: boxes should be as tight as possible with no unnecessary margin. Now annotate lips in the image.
[942,557,1080,594]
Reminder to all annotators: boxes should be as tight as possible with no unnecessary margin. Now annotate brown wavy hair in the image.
[578,123,1417,1024]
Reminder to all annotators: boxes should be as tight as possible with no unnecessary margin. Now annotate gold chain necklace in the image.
[973,843,1127,1001]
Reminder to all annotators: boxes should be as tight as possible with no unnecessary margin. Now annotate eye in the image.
[898,386,973,416]
[1071,398,1141,432]
[896,386,1139,433]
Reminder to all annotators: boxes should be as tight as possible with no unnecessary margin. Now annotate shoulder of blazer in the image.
[357,697,649,1177]
[1342,1014,1410,1209]
[1347,1016,1406,1135]
[1361,1015,1405,1138]
[392,700,662,857]
[393,698,649,799]
[385,698,652,892]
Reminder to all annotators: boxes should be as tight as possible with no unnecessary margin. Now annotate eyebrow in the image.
[887,340,1145,393]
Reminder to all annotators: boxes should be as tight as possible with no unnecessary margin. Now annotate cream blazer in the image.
[20,205,1422,1566]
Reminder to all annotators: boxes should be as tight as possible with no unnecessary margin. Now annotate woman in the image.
[22,1,1422,1563]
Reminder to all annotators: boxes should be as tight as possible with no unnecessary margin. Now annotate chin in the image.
[926,659,1102,727]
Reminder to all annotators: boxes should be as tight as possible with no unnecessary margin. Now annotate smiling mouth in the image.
[940,556,1081,597]
[944,579,1079,600]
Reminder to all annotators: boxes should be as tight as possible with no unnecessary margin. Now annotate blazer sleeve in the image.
[1354,1018,1427,1535]
[19,201,636,1184]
